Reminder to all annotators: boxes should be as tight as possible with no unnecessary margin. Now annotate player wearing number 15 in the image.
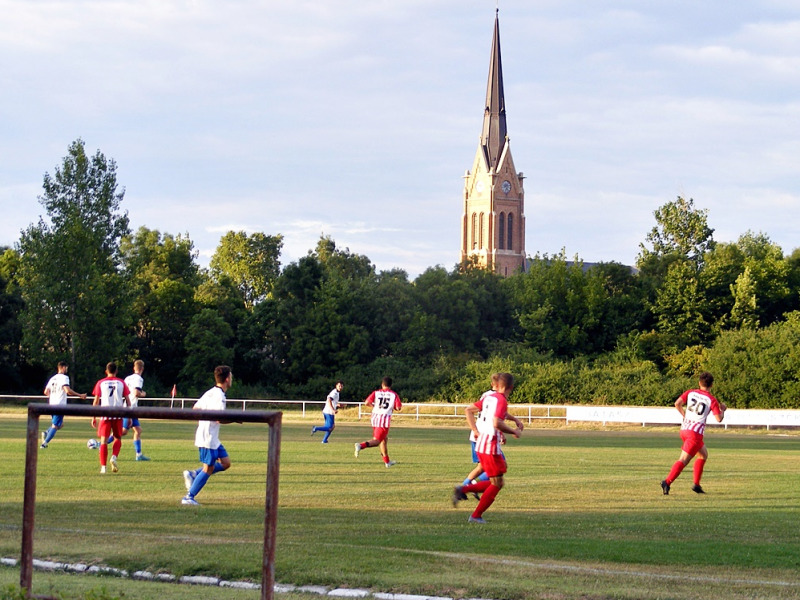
[91,362,131,474]
[661,371,726,495]
[354,376,402,467]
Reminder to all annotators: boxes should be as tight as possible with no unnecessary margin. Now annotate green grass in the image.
[1,413,800,599]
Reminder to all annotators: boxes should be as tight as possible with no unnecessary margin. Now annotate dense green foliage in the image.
[3,141,800,407]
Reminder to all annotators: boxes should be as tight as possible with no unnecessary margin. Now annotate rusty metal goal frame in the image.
[20,403,282,600]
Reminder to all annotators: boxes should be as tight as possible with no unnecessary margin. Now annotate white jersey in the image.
[323,388,340,415]
[45,373,70,406]
[194,385,227,449]
[124,373,144,407]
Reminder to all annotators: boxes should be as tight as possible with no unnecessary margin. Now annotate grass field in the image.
[1,411,799,600]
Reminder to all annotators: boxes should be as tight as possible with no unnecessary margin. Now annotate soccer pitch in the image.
[1,413,799,600]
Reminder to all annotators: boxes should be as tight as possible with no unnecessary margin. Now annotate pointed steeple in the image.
[480,9,507,171]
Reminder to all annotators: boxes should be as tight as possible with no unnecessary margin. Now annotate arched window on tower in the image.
[479,213,485,249]
[507,213,514,250]
[498,212,505,250]
[471,213,477,249]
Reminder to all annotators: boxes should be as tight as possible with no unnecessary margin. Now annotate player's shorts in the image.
[372,426,390,442]
[322,414,335,428]
[199,444,229,466]
[122,417,140,430]
[98,419,123,439]
[477,451,507,478]
[680,430,705,456]
[50,415,64,428]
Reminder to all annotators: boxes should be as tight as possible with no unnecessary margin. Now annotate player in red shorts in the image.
[91,362,131,474]
[354,376,402,467]
[452,372,523,523]
[661,371,727,495]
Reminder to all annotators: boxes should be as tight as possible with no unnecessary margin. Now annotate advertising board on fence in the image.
[565,406,800,429]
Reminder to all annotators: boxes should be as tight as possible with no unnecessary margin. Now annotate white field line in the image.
[3,524,799,590]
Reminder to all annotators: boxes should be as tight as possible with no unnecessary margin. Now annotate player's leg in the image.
[132,421,149,460]
[97,421,111,472]
[378,437,395,466]
[41,416,63,447]
[692,445,709,493]
[468,454,506,522]
[321,415,335,443]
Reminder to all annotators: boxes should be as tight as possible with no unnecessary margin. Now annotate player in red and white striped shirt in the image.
[354,377,402,467]
[91,362,131,474]
[661,372,726,495]
[452,372,522,523]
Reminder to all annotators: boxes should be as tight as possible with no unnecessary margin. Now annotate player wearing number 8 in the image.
[354,377,402,467]
[661,372,726,495]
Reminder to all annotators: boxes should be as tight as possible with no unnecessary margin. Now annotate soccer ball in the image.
[87,438,99,450]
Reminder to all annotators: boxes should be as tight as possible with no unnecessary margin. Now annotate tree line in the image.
[2,139,799,408]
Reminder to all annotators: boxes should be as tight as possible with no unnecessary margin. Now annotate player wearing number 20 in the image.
[661,371,727,495]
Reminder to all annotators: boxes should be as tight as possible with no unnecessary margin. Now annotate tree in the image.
[179,308,234,394]
[120,227,201,389]
[638,196,715,269]
[16,139,130,386]
[210,231,283,309]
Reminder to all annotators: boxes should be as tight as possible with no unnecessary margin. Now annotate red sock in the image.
[693,459,706,485]
[462,480,491,494]
[666,460,685,484]
[382,455,390,464]
[112,438,122,456]
[99,444,108,466]
[472,484,500,518]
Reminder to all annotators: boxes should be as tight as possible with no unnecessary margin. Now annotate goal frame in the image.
[20,403,282,600]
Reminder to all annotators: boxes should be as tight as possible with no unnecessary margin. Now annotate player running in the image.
[40,361,86,448]
[354,376,402,467]
[661,371,727,495]
[181,366,234,506]
[311,380,343,443]
[91,362,131,474]
[122,359,150,461]
[452,372,522,523]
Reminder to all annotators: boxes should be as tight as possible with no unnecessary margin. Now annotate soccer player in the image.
[452,372,522,524]
[181,365,234,506]
[354,376,402,467]
[122,359,150,461]
[40,361,86,448]
[311,380,343,443]
[661,371,726,495]
[91,362,131,474]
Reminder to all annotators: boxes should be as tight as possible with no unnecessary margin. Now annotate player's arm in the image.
[505,411,524,431]
[465,404,480,437]
[674,396,687,417]
[714,400,727,422]
[91,393,100,428]
[64,385,86,400]
[494,416,522,439]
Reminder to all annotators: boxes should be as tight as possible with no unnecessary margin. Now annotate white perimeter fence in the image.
[3,395,800,430]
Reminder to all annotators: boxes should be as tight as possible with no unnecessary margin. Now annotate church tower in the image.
[460,10,526,276]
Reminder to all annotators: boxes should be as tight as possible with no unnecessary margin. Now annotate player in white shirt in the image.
[311,380,343,443]
[121,359,150,461]
[181,365,234,506]
[40,361,86,448]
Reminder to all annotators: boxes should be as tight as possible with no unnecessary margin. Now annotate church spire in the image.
[480,9,507,171]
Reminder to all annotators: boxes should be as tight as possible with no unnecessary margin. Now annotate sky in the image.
[2,1,799,278]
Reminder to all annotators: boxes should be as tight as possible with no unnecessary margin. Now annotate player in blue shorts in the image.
[181,365,234,506]
[40,361,86,448]
[122,359,149,460]
[311,380,343,443]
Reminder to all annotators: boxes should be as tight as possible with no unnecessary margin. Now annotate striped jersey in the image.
[365,388,402,428]
[92,377,131,421]
[473,390,508,455]
[679,389,722,435]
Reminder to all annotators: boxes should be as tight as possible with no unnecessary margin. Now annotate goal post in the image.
[20,403,282,600]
